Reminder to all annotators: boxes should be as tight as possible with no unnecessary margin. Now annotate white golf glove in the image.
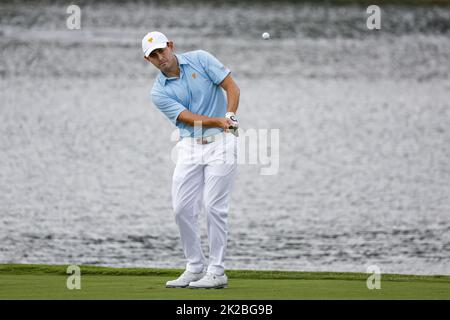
[225,112,239,137]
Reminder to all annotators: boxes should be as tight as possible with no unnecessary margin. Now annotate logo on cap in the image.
[148,37,153,43]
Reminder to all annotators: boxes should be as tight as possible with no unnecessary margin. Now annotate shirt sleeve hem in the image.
[216,70,231,86]
[173,107,187,125]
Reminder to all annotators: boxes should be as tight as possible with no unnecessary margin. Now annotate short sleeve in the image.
[198,50,231,85]
[151,93,186,125]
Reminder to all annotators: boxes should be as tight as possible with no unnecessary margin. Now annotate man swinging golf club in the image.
[142,31,240,289]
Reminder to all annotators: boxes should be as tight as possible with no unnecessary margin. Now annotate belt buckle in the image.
[196,135,215,144]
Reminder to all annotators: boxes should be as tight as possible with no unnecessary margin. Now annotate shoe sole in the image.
[188,284,227,289]
[166,285,189,288]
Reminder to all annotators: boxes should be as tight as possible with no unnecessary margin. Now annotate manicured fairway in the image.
[0,264,448,300]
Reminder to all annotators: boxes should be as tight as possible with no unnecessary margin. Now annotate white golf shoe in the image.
[166,270,206,288]
[188,272,228,289]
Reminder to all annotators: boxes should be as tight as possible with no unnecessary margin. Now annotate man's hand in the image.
[216,117,232,130]
[177,110,239,134]
[225,112,239,137]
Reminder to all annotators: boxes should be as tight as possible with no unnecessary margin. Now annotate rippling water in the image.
[1,1,449,275]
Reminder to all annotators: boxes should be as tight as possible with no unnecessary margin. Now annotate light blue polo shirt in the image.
[151,50,231,138]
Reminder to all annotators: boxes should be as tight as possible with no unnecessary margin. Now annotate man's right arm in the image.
[177,110,231,130]
[152,92,231,130]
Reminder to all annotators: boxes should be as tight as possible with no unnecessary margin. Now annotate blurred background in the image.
[0,0,449,275]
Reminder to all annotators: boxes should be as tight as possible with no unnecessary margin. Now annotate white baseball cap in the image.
[142,31,169,57]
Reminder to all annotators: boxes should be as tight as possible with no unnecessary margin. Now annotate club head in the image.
[229,127,239,137]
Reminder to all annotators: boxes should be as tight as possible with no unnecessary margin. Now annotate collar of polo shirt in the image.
[160,54,188,85]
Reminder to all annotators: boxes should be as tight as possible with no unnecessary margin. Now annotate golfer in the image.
[142,31,240,289]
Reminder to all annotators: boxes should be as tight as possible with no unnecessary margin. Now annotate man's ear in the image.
[167,41,174,50]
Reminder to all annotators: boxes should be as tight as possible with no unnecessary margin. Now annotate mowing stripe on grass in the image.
[0,264,448,283]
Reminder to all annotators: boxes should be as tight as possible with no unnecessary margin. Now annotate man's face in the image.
[144,41,177,73]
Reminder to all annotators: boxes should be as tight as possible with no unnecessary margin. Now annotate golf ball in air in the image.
[262,32,270,40]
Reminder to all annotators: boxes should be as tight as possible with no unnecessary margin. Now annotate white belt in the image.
[183,131,226,145]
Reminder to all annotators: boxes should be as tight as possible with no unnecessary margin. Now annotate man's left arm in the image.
[220,74,240,136]
[219,74,240,114]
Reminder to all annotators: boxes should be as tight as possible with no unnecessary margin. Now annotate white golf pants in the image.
[172,132,238,276]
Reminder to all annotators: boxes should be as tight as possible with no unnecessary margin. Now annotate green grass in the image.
[0,264,449,300]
